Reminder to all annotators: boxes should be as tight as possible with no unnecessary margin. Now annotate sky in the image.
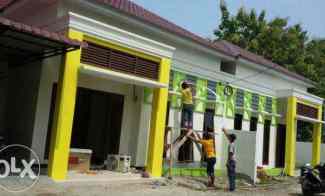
[132,0,325,39]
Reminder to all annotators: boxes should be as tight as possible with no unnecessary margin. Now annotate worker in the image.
[187,128,216,187]
[222,127,237,192]
[181,81,193,130]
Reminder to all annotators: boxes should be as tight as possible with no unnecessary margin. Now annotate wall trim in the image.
[277,89,323,105]
[68,12,175,59]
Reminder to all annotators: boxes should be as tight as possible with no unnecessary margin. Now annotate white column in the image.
[135,101,152,166]
[214,116,224,169]
[242,120,250,131]
[167,108,181,141]
[193,112,204,162]
[256,123,264,166]
[268,126,277,168]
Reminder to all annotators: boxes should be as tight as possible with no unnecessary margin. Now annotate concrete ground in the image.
[0,175,322,196]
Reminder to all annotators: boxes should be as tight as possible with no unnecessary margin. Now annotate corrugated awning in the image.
[0,17,87,66]
[80,64,167,88]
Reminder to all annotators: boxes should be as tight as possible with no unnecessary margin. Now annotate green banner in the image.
[258,96,266,123]
[215,83,225,116]
[171,71,186,108]
[226,87,236,118]
[271,98,278,125]
[194,79,207,112]
[143,87,153,104]
[243,91,252,121]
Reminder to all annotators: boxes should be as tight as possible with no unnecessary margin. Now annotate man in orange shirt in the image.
[187,128,216,187]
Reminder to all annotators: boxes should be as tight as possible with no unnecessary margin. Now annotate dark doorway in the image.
[250,116,258,131]
[45,85,124,166]
[234,114,243,131]
[263,119,271,165]
[276,124,286,167]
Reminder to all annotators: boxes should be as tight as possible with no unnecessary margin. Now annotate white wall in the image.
[296,142,325,167]
[221,130,258,183]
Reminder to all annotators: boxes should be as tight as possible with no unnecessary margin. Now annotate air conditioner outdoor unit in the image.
[106,154,131,173]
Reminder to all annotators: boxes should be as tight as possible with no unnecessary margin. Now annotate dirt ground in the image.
[0,175,320,196]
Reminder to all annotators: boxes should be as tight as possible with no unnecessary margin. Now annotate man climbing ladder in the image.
[181,81,194,130]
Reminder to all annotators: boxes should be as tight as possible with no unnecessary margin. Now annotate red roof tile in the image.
[94,0,312,84]
[0,17,87,48]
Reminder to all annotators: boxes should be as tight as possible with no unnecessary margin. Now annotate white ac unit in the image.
[106,154,131,173]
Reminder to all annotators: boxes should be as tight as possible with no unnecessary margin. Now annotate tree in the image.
[214,3,325,98]
[305,39,325,98]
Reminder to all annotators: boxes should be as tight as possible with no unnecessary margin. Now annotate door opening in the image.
[263,119,271,165]
[276,124,286,167]
[45,85,124,168]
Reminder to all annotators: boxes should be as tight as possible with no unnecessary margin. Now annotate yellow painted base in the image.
[146,58,171,177]
[48,29,83,180]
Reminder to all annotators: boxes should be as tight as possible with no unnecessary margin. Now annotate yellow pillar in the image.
[48,29,83,180]
[146,58,171,177]
[312,105,323,166]
[284,96,297,176]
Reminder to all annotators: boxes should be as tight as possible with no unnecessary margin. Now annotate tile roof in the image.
[93,0,312,84]
[0,16,87,48]
[0,0,16,11]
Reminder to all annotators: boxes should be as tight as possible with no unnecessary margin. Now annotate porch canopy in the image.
[0,17,86,67]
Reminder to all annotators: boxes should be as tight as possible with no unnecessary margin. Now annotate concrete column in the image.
[268,126,277,168]
[312,105,323,166]
[48,29,83,181]
[146,58,171,177]
[284,96,297,176]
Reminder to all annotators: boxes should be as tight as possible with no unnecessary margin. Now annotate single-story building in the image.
[0,0,323,181]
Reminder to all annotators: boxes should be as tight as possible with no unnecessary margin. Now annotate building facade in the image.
[0,0,323,181]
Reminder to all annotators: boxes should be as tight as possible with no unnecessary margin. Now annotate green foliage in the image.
[214,4,325,98]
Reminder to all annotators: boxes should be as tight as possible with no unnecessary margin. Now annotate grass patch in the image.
[264,168,283,177]
[162,167,224,177]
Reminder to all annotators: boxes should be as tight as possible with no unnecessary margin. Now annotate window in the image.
[207,80,217,101]
[236,89,244,108]
[169,70,174,90]
[265,97,273,113]
[234,114,243,130]
[297,103,318,119]
[296,120,313,142]
[251,93,259,111]
[220,60,236,75]
[250,117,258,131]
